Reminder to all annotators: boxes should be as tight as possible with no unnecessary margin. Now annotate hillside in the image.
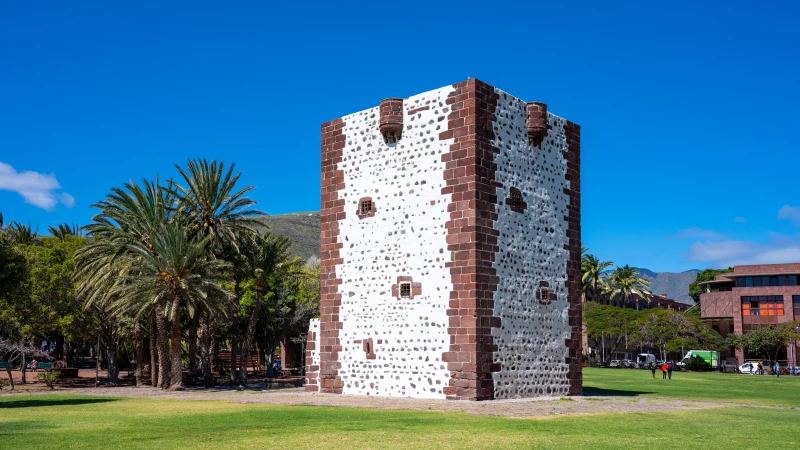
[259,212,320,261]
[633,267,699,305]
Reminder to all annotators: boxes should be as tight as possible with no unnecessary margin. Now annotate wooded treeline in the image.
[0,159,319,390]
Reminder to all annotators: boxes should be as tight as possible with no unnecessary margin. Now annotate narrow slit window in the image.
[400,283,411,298]
[541,287,550,301]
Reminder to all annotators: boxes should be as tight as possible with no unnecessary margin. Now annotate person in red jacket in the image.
[661,362,668,379]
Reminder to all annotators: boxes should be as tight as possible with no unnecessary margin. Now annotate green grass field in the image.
[1,369,798,449]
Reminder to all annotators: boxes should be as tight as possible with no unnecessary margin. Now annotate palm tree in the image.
[114,224,230,390]
[581,253,613,302]
[48,223,83,240]
[76,178,176,388]
[237,232,292,384]
[8,222,38,245]
[169,158,263,382]
[604,265,651,309]
[170,159,264,250]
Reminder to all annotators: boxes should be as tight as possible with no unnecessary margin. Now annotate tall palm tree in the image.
[169,158,263,381]
[604,265,651,309]
[76,178,176,388]
[114,224,230,390]
[170,159,264,250]
[581,253,613,302]
[237,232,292,384]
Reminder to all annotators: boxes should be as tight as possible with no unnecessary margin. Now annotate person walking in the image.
[661,362,668,379]
[650,361,656,378]
[774,362,780,378]
[757,362,763,375]
[667,361,674,380]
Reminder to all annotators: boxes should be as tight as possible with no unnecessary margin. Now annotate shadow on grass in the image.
[0,398,118,409]
[583,387,653,397]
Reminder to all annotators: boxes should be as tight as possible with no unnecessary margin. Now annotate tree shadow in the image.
[583,387,653,397]
[0,398,118,409]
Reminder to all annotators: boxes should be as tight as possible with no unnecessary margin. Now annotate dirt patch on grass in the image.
[1,385,734,418]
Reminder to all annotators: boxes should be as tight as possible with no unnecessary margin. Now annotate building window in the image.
[356,197,376,219]
[400,283,411,298]
[537,282,553,305]
[505,187,527,213]
[736,275,799,288]
[363,338,376,360]
[360,199,372,216]
[393,276,420,300]
[794,296,800,319]
[511,191,523,209]
[742,296,784,325]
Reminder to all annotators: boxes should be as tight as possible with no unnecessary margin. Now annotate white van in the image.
[637,353,656,368]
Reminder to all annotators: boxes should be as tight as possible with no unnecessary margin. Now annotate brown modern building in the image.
[595,293,690,312]
[699,263,800,366]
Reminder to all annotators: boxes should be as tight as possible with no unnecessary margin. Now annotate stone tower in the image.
[305,79,581,400]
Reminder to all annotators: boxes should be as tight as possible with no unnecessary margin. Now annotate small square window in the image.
[400,283,411,298]
[360,200,372,216]
[511,191,523,210]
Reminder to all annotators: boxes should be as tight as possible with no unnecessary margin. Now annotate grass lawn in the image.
[584,367,800,407]
[1,369,798,449]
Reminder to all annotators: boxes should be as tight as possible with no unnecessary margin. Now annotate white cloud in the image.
[778,205,800,225]
[0,162,75,211]
[733,217,747,223]
[688,233,800,268]
[670,227,726,240]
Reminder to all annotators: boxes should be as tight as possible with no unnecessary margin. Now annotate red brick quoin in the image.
[440,79,503,401]
[315,117,347,394]
[563,120,583,396]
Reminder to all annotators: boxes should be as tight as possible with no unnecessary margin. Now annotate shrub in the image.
[36,370,61,390]
[0,378,7,390]
[683,355,711,371]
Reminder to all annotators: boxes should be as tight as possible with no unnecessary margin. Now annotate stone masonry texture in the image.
[308,79,582,400]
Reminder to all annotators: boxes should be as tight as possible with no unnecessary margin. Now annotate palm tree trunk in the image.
[134,317,143,386]
[238,291,264,385]
[188,313,198,375]
[200,312,214,387]
[229,281,241,384]
[150,313,158,387]
[169,297,184,391]
[20,352,26,384]
[155,304,170,389]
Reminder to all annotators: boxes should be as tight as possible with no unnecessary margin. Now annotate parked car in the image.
[621,360,636,368]
[609,360,621,368]
[787,366,800,375]
[739,362,762,374]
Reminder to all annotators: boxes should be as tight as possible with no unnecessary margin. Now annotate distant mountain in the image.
[259,212,320,261]
[633,267,699,305]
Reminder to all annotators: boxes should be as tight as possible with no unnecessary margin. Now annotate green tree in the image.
[727,322,800,364]
[114,224,231,390]
[584,302,641,363]
[76,178,176,388]
[688,267,733,303]
[604,265,651,309]
[581,253,612,302]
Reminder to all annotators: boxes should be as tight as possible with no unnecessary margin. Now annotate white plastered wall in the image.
[490,88,573,398]
[333,86,456,398]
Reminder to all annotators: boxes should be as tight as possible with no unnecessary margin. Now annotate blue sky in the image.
[1,1,798,272]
